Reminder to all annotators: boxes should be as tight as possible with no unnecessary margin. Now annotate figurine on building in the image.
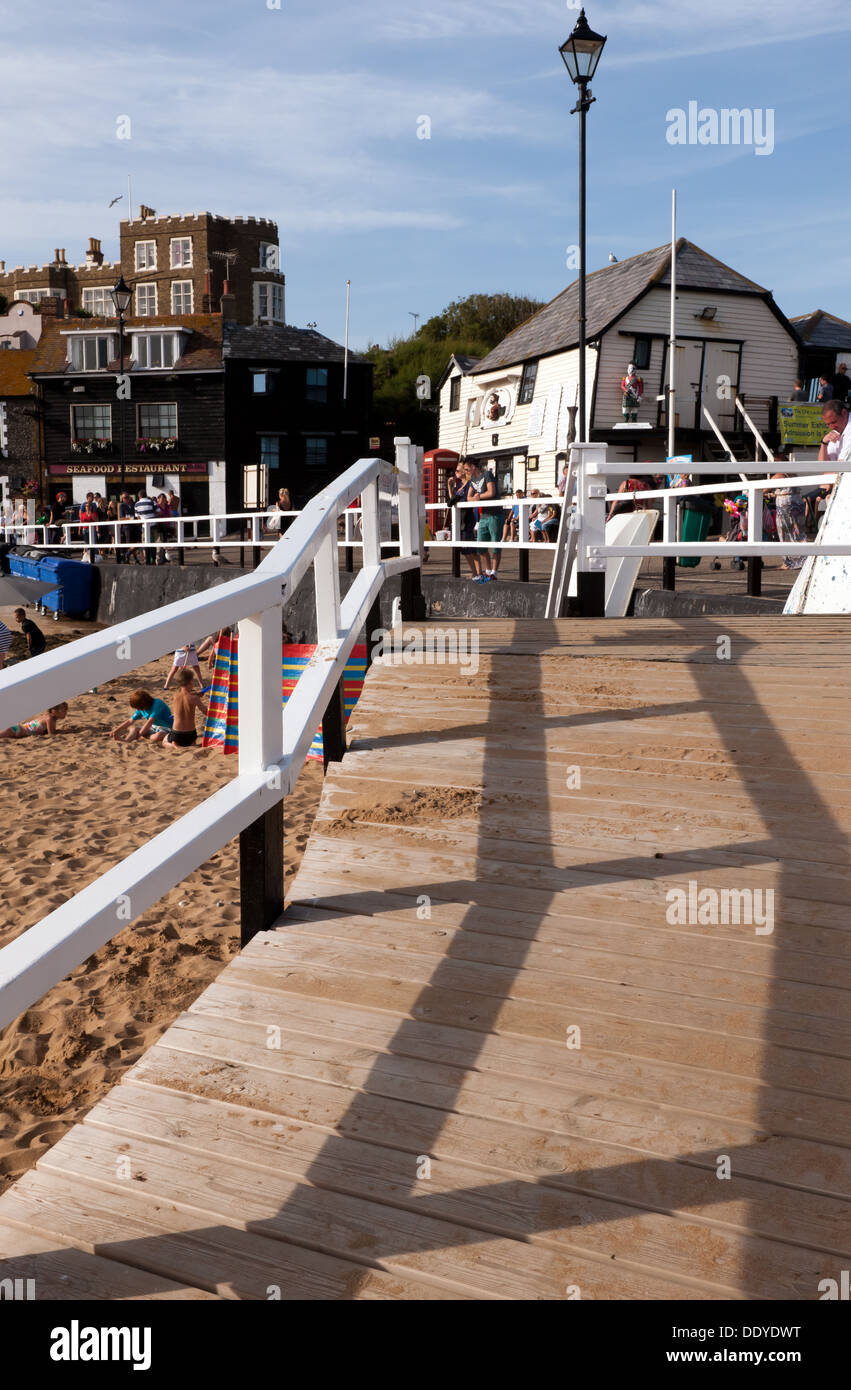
[620,363,643,423]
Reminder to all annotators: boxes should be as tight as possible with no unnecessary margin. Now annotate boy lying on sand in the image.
[111,689,173,744]
[0,703,69,738]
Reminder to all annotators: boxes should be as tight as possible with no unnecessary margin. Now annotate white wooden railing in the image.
[0,441,423,1032]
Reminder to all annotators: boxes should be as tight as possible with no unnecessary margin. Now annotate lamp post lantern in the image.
[560,8,606,447]
[109,274,132,496]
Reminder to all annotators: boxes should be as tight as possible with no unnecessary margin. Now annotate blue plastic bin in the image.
[8,554,42,581]
[35,557,93,616]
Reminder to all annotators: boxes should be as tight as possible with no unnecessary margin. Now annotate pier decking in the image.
[0,617,849,1299]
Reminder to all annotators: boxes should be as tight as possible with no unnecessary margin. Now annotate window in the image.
[139,403,177,437]
[136,283,157,316]
[449,376,461,411]
[632,337,652,370]
[14,289,49,305]
[305,437,328,468]
[170,237,193,268]
[259,242,279,270]
[260,437,280,468]
[69,335,114,370]
[135,241,156,271]
[72,404,112,440]
[133,333,178,368]
[81,287,114,317]
[519,360,538,405]
[171,280,194,314]
[255,282,285,323]
[306,367,328,403]
[253,371,269,394]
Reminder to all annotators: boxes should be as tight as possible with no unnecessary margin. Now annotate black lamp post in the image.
[560,9,606,447]
[109,275,132,495]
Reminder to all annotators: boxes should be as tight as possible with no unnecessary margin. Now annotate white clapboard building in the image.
[437,239,800,495]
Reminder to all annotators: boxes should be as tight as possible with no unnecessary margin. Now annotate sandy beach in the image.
[0,606,324,1195]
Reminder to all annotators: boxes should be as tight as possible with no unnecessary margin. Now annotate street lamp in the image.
[560,9,606,447]
[109,274,132,503]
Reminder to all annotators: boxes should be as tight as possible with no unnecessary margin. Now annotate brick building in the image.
[0,210,284,326]
[0,301,43,498]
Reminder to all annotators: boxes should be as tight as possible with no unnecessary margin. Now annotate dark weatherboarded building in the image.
[222,323,372,513]
[31,314,225,517]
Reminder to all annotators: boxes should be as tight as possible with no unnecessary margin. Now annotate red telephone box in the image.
[422,448,459,531]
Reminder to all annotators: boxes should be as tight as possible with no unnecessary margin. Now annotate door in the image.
[702,343,740,433]
[674,341,704,430]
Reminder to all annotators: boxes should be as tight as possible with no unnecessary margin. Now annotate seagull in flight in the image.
[109,195,123,207]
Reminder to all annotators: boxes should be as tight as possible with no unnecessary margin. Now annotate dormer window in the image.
[132,331,181,369]
[68,334,116,370]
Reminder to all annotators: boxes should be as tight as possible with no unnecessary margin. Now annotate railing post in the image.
[574,443,608,617]
[396,438,426,620]
[251,513,261,571]
[518,501,530,582]
[746,484,763,596]
[450,496,461,579]
[361,478,384,664]
[238,603,285,946]
[662,492,677,591]
[322,676,347,770]
[344,508,354,573]
[176,517,185,567]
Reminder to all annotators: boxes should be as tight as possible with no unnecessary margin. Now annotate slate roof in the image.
[0,349,36,397]
[223,323,367,364]
[790,310,851,351]
[472,239,771,374]
[29,314,224,375]
[437,352,483,390]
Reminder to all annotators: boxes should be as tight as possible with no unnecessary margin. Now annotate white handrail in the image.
[0,442,422,1032]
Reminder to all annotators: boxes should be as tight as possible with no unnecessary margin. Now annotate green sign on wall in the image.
[778,403,824,446]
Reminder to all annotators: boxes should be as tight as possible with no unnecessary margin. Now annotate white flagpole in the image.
[343,279,351,402]
[668,188,677,460]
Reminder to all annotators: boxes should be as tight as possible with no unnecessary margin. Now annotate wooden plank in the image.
[0,1220,218,1300]
[0,1170,454,1301]
[189,976,851,1187]
[119,1042,841,1297]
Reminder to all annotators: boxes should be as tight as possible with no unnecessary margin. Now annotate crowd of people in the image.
[38,488,182,564]
[440,460,568,582]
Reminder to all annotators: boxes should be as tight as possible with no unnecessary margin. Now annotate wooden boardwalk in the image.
[0,616,849,1299]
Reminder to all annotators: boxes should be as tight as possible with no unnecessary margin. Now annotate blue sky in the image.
[2,0,849,349]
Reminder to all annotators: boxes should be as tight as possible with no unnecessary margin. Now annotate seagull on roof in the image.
[609,252,619,263]
[109,195,123,207]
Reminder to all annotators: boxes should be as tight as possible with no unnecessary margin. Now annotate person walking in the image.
[134,488,156,565]
[466,461,502,581]
[117,491,134,563]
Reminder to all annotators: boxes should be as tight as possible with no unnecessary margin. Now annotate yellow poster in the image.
[778,403,824,446]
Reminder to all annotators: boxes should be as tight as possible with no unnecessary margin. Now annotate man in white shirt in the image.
[819,399,851,464]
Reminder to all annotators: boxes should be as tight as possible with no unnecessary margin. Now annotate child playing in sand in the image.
[164,669,208,750]
[164,642,203,691]
[111,689,173,744]
[0,703,69,738]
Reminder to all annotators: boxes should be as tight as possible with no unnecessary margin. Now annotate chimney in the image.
[220,290,237,322]
[60,248,66,264]
[0,261,5,271]
[86,237,104,266]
